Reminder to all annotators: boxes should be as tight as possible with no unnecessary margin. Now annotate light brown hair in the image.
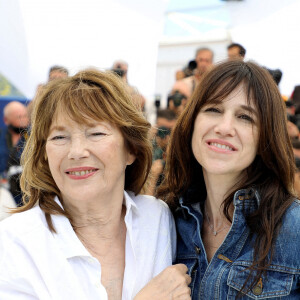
[158,60,295,294]
[19,69,152,231]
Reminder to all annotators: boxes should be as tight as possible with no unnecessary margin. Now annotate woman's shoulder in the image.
[126,191,170,213]
[269,199,300,272]
[125,191,173,225]
[0,205,47,240]
[277,199,300,237]
[283,198,300,224]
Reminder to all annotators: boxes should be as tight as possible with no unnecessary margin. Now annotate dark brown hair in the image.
[158,60,295,293]
[18,69,152,231]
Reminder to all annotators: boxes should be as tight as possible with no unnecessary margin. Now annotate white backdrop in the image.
[0,0,168,100]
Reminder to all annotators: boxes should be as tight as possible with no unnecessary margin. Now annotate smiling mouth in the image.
[209,142,235,151]
[66,169,98,176]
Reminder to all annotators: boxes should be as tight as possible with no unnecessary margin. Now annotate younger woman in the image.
[159,60,300,299]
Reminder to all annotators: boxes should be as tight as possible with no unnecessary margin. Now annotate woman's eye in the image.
[90,132,106,136]
[88,131,107,140]
[48,135,68,145]
[51,135,66,140]
[204,107,221,113]
[238,114,254,123]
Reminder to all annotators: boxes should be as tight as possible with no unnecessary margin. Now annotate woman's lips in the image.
[206,139,237,153]
[65,167,99,180]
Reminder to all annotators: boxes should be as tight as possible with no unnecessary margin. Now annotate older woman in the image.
[159,60,300,299]
[0,70,191,299]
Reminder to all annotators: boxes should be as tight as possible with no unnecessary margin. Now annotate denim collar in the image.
[179,187,261,213]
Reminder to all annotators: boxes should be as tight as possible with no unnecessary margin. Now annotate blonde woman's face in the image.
[45,113,135,205]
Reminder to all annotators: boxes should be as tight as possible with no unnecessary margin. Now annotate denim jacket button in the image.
[252,285,262,295]
[195,246,201,254]
[252,277,263,295]
[238,195,244,200]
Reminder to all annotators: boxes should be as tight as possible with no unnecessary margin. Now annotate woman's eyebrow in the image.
[240,105,258,117]
[86,121,112,131]
[48,126,66,134]
[206,99,221,105]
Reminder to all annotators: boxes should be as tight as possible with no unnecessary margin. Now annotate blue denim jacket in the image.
[175,188,300,299]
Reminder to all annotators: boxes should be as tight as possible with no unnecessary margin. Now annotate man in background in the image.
[0,101,28,174]
[112,60,146,111]
[30,65,69,119]
[171,47,214,99]
[0,101,29,205]
[145,109,177,196]
[227,43,246,61]
[48,65,69,81]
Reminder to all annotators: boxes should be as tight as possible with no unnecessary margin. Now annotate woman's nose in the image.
[214,114,236,137]
[67,136,89,160]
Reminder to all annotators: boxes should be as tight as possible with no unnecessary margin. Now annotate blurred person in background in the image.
[285,100,297,125]
[294,157,300,197]
[175,69,186,81]
[112,60,146,111]
[175,60,198,82]
[265,67,282,86]
[48,65,69,81]
[171,47,214,99]
[145,109,177,196]
[168,90,188,117]
[287,119,299,141]
[227,43,246,61]
[29,65,70,120]
[288,86,300,130]
[0,101,29,206]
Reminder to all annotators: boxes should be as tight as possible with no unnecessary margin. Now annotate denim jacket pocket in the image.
[227,264,294,299]
[176,257,198,295]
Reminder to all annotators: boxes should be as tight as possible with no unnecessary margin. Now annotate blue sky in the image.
[166,0,223,11]
[164,0,230,37]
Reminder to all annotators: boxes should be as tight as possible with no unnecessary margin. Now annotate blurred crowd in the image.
[1,42,300,219]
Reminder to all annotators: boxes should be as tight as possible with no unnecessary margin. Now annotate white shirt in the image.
[0,191,176,300]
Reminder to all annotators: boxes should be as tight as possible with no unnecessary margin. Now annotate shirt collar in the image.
[51,197,90,259]
[123,190,139,216]
[51,191,139,259]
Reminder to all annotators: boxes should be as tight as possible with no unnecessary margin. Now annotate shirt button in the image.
[195,246,201,254]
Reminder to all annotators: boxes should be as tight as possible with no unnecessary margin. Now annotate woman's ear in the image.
[126,152,136,166]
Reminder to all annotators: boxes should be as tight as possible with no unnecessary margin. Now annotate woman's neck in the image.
[70,203,126,261]
[203,172,236,228]
[62,192,126,241]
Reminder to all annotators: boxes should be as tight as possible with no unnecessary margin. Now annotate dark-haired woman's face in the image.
[191,85,259,182]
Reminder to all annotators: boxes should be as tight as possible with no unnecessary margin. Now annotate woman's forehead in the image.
[204,83,255,107]
[50,111,110,128]
[51,105,106,123]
